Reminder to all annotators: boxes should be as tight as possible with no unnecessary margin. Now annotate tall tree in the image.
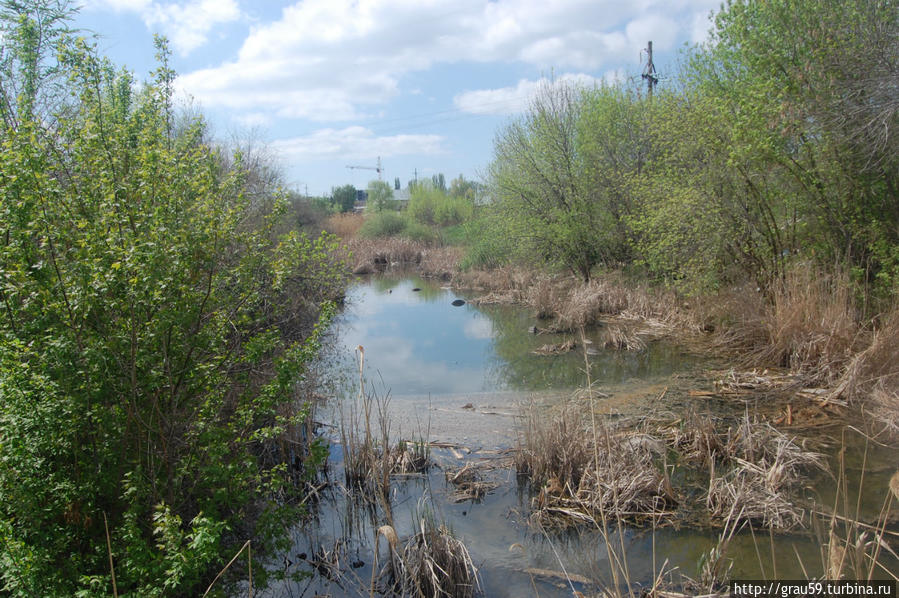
[332,183,357,212]
[367,179,395,212]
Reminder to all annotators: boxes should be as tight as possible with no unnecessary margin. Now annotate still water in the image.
[264,275,896,597]
[338,275,694,395]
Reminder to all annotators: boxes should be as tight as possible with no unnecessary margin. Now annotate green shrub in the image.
[401,220,438,244]
[407,182,474,227]
[0,16,344,596]
[359,211,408,238]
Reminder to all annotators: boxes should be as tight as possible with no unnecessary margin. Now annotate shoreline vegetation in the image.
[325,3,899,577]
[2,0,897,596]
[343,233,898,439]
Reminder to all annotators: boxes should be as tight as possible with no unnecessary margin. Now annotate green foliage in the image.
[366,179,396,212]
[0,9,346,596]
[359,211,407,238]
[407,181,473,227]
[448,175,477,202]
[358,210,440,244]
[486,81,639,280]
[401,220,438,244]
[460,207,522,270]
[331,183,356,213]
[479,1,897,301]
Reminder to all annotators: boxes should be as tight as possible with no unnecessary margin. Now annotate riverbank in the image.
[284,271,898,597]
[343,237,899,439]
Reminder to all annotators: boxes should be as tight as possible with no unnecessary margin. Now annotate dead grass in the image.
[326,212,365,238]
[531,339,577,355]
[526,276,562,319]
[455,264,541,294]
[600,324,647,352]
[445,463,500,502]
[340,348,429,511]
[516,401,676,528]
[373,513,480,598]
[714,266,862,386]
[345,237,463,279]
[830,307,899,431]
[700,414,825,530]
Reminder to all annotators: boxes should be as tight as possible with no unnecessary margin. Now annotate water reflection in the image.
[337,276,701,397]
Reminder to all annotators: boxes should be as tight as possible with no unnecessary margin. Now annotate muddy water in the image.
[264,275,898,597]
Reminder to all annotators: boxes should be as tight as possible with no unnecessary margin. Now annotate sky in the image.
[75,0,720,197]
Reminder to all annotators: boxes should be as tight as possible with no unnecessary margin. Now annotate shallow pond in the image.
[263,275,898,597]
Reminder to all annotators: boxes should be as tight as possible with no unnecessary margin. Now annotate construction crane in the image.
[346,156,383,181]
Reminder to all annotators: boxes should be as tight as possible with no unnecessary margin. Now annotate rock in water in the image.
[451,299,465,306]
[412,287,421,292]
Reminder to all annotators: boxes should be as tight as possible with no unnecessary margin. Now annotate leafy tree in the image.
[366,179,395,212]
[331,183,356,212]
[431,172,446,191]
[487,81,614,280]
[394,176,400,190]
[407,180,473,227]
[448,174,477,202]
[705,0,899,296]
[0,10,346,596]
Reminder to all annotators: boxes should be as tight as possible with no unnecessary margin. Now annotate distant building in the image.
[353,189,368,212]
[394,187,411,205]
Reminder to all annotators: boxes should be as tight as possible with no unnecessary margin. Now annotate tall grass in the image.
[326,212,365,238]
[372,508,480,598]
[714,265,861,385]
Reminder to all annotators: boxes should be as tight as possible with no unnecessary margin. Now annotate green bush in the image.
[359,211,408,238]
[407,182,473,227]
[0,12,345,596]
[401,220,438,244]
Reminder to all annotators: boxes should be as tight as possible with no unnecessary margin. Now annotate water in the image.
[338,275,696,396]
[262,275,898,597]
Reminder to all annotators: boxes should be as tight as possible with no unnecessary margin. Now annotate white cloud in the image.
[690,9,715,44]
[87,0,241,55]
[175,0,720,122]
[464,316,494,340]
[270,126,445,161]
[233,112,272,127]
[453,73,602,115]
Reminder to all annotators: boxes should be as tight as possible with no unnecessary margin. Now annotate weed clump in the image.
[516,402,676,527]
[373,515,480,598]
[672,413,825,530]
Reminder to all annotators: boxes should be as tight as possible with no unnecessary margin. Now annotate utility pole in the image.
[642,40,659,100]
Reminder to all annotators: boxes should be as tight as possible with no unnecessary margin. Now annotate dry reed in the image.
[704,414,825,530]
[373,513,480,598]
[445,463,500,502]
[346,237,463,279]
[516,402,676,528]
[830,307,899,431]
[326,212,365,238]
[340,348,429,509]
[714,266,861,386]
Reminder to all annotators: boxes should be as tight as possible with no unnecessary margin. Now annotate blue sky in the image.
[75,0,720,197]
